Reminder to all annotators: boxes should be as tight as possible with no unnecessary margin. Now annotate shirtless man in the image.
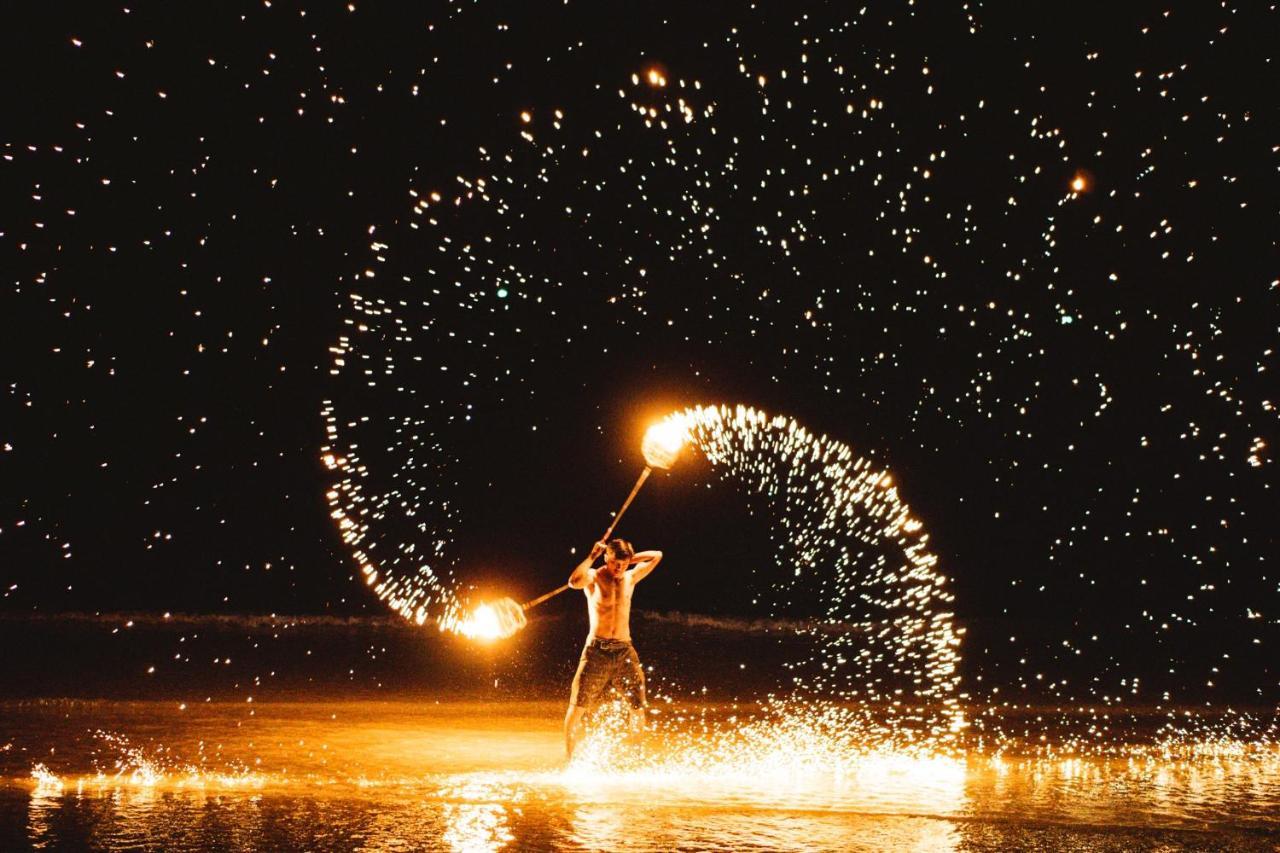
[563,538,663,760]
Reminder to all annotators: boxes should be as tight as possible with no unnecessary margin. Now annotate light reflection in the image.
[442,802,513,853]
[568,804,631,852]
[16,719,1280,849]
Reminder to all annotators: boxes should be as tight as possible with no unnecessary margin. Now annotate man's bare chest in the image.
[590,582,631,611]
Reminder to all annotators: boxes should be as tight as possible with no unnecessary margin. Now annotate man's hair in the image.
[605,538,634,563]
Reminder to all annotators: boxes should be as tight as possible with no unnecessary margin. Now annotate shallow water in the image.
[1,700,1277,851]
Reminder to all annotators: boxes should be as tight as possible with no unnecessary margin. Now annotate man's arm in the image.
[568,540,607,589]
[628,550,663,583]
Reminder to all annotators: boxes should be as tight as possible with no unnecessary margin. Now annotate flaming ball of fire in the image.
[449,598,527,641]
[641,417,687,470]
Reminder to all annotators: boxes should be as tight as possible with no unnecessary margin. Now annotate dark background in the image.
[1,2,1276,706]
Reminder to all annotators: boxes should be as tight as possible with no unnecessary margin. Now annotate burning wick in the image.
[641,417,687,470]
[451,599,527,641]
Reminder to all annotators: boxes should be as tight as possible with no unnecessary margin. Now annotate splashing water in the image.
[561,695,963,789]
[86,731,266,791]
[29,764,64,798]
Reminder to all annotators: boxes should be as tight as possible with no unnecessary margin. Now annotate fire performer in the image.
[563,538,663,760]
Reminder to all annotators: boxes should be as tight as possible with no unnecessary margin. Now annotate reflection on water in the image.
[442,802,510,853]
[2,700,1278,851]
[439,779,516,853]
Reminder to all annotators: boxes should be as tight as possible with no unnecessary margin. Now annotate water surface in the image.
[1,700,1277,851]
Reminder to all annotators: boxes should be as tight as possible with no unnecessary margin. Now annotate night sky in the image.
[2,2,1277,707]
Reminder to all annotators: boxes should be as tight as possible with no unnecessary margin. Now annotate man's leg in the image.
[565,644,601,761]
[624,645,647,735]
[628,703,645,735]
[564,704,588,760]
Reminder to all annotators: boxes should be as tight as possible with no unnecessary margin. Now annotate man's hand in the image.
[570,541,608,590]
[628,549,663,583]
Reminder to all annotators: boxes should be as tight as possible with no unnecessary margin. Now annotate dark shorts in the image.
[569,638,646,711]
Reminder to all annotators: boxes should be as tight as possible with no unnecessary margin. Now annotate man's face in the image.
[604,552,628,577]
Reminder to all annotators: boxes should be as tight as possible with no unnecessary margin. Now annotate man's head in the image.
[604,538,634,576]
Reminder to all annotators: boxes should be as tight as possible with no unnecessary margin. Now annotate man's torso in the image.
[585,572,634,642]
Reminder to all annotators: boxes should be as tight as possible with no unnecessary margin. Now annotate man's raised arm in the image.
[628,550,663,583]
[569,540,607,588]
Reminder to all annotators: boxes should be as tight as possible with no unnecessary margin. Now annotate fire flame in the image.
[642,417,687,470]
[447,598,527,641]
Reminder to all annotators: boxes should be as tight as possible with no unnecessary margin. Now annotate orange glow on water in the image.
[15,700,1280,852]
